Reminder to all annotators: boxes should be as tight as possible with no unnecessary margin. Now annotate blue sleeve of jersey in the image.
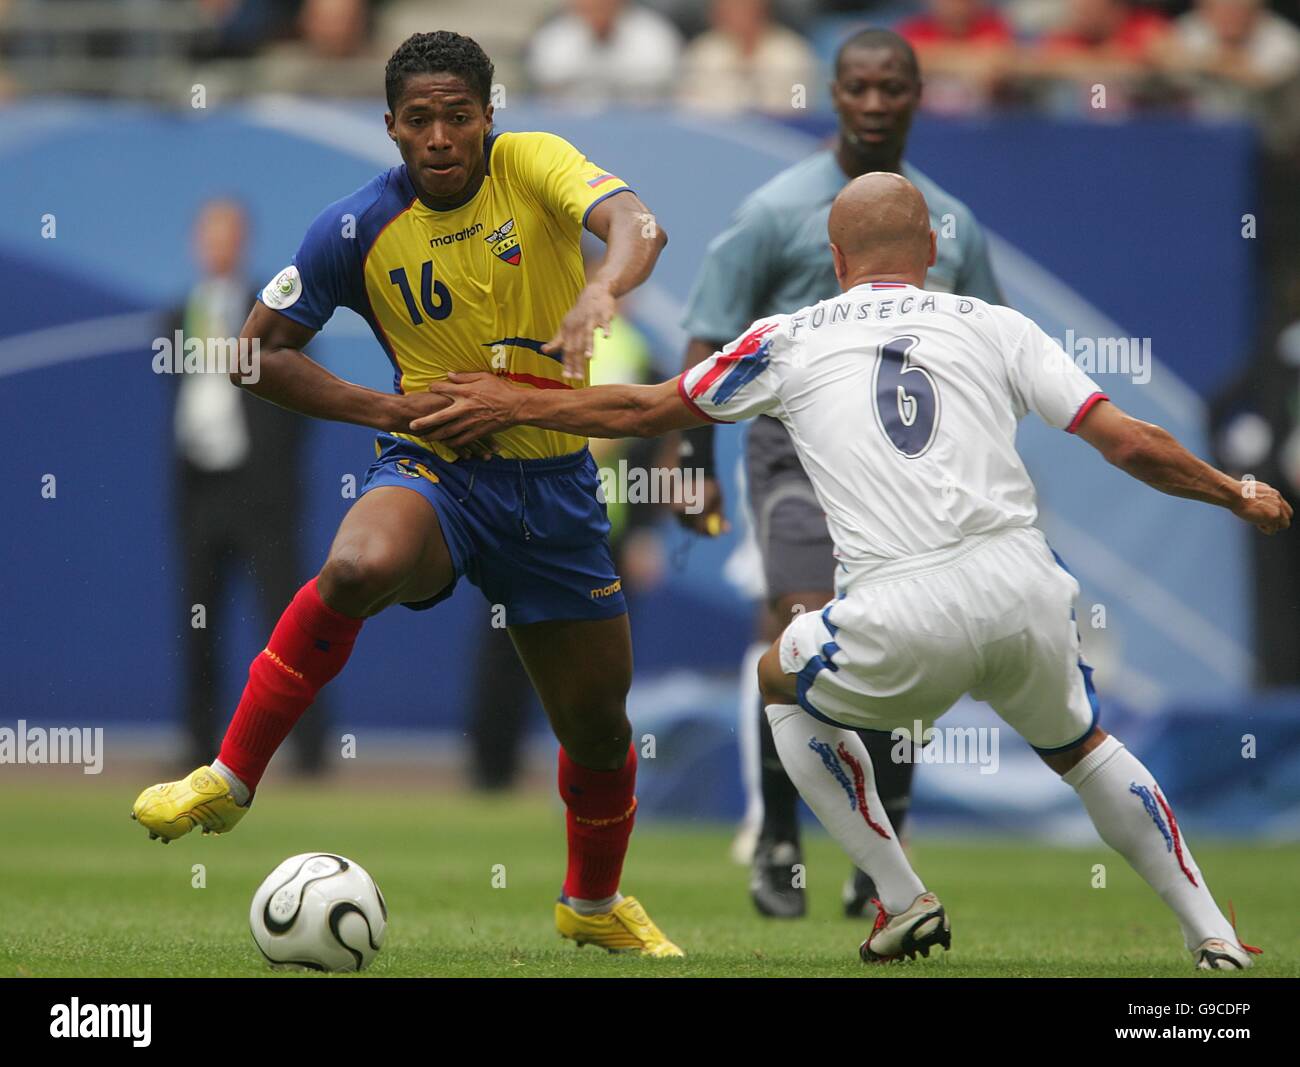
[276,202,366,331]
[956,218,1004,306]
[681,197,781,344]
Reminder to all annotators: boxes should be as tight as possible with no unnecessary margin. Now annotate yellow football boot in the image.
[556,895,684,958]
[130,766,249,842]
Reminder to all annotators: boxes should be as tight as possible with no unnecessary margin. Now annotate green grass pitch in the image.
[1,778,1295,977]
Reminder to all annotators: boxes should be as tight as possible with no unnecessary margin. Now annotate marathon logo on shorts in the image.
[590,579,622,599]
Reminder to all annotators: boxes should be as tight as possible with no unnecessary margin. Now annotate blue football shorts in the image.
[360,434,626,625]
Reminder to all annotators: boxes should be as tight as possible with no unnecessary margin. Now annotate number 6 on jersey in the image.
[873,334,940,458]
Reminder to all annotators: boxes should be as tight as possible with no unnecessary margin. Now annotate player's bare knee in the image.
[560,734,631,771]
[554,707,631,770]
[318,548,409,617]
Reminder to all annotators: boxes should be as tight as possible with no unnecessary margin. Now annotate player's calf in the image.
[760,651,933,958]
[1046,727,1259,969]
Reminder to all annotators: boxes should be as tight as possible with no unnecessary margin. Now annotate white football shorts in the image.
[778,525,1098,752]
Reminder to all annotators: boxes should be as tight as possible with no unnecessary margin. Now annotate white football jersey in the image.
[678,281,1107,572]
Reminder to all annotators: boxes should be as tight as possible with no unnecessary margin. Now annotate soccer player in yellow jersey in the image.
[131,31,682,957]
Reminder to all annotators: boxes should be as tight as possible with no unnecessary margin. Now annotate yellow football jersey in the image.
[260,131,634,461]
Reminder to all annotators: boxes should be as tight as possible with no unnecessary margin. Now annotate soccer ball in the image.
[249,853,387,972]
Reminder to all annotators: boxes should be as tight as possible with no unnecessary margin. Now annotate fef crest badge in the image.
[486,218,521,266]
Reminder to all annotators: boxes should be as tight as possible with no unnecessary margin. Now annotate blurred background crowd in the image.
[3,2,1299,823]
[0,0,1298,136]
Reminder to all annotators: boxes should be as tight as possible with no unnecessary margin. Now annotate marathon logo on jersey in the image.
[430,221,484,247]
[485,219,521,265]
[49,998,150,1046]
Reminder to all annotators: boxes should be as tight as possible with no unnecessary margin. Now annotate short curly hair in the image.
[384,31,495,113]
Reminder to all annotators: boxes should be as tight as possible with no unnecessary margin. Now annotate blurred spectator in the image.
[1155,0,1300,115]
[193,0,299,61]
[173,199,326,774]
[677,0,818,114]
[253,0,384,96]
[897,0,1015,113]
[1039,0,1171,61]
[645,0,818,39]
[1022,0,1173,112]
[527,0,682,105]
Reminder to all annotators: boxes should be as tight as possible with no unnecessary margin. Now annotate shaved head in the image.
[828,173,934,292]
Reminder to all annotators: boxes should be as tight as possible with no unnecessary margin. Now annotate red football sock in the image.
[216,578,362,792]
[559,744,638,901]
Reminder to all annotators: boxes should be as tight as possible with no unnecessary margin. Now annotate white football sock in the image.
[766,704,925,915]
[211,759,251,806]
[737,642,766,838]
[566,892,622,916]
[1063,735,1235,949]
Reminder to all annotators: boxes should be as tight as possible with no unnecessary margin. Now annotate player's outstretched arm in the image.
[414,372,703,448]
[545,193,668,380]
[234,301,448,432]
[1074,398,1292,534]
[673,337,729,536]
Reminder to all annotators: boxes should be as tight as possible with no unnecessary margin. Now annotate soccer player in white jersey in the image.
[413,173,1291,969]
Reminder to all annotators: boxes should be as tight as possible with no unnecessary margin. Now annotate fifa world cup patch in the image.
[485,218,521,266]
[261,265,303,310]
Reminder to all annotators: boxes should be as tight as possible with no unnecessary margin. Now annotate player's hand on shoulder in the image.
[1231,478,1293,535]
[411,372,523,451]
[545,282,616,381]
[672,476,729,537]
